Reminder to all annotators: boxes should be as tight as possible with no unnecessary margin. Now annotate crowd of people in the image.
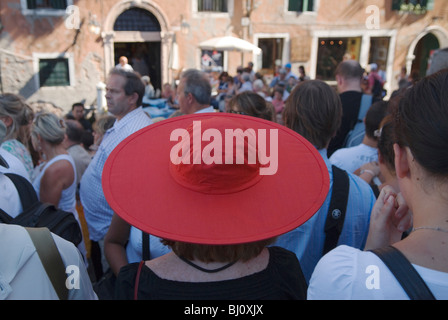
[207,62,310,122]
[1,55,448,300]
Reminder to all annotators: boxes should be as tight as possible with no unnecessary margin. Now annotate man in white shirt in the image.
[177,69,215,114]
[330,100,388,173]
[80,69,152,275]
[115,56,133,72]
[238,72,253,93]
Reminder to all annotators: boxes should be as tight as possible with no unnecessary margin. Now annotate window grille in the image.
[39,58,70,87]
[288,0,314,12]
[27,0,67,10]
[198,0,228,12]
[113,8,161,32]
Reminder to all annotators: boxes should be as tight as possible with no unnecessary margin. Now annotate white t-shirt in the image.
[195,106,216,114]
[115,63,133,72]
[126,226,171,263]
[0,149,29,180]
[329,143,378,173]
[307,245,448,300]
[0,174,22,218]
[0,224,97,300]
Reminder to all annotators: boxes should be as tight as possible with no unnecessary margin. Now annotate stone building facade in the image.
[0,0,447,112]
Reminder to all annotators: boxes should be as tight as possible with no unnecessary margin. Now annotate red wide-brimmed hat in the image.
[102,113,329,245]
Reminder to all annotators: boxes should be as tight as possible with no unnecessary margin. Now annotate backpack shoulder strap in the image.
[25,227,69,300]
[323,165,350,255]
[0,208,13,223]
[370,246,436,300]
[358,94,373,121]
[4,173,38,210]
[0,154,9,168]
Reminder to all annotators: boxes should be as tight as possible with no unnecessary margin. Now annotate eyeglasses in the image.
[228,110,248,115]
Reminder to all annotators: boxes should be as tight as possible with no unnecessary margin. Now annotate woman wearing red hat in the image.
[102,112,330,299]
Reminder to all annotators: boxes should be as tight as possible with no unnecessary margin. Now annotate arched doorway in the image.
[411,33,439,80]
[102,1,174,90]
[406,27,448,80]
[113,8,162,91]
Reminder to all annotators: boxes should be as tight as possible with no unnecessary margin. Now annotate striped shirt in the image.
[274,148,376,284]
[79,107,152,241]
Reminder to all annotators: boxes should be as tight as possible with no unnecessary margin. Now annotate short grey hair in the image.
[427,47,448,76]
[253,79,264,91]
[0,120,6,143]
[180,69,211,105]
[241,72,251,82]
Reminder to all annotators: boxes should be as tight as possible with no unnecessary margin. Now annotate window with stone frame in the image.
[198,0,228,12]
[38,58,70,87]
[288,0,315,12]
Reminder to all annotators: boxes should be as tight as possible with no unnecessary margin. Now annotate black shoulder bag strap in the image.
[135,232,150,300]
[5,173,39,210]
[0,173,39,222]
[142,232,150,261]
[370,246,436,300]
[26,227,69,300]
[323,165,350,256]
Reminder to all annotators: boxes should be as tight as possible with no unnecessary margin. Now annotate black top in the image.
[327,91,363,157]
[114,246,307,300]
[78,118,93,132]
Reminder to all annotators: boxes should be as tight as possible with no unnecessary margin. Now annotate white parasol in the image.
[199,36,262,55]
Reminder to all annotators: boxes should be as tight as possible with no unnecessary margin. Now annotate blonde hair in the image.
[92,114,115,136]
[0,93,30,141]
[31,112,66,145]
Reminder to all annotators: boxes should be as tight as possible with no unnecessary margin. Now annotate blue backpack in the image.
[343,94,373,148]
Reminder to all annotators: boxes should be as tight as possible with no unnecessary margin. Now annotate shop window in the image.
[198,0,228,12]
[39,58,70,87]
[258,38,284,74]
[368,37,390,73]
[288,0,315,12]
[316,37,361,81]
[201,50,224,72]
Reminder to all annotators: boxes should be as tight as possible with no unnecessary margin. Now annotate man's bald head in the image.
[335,60,364,81]
[335,60,364,93]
